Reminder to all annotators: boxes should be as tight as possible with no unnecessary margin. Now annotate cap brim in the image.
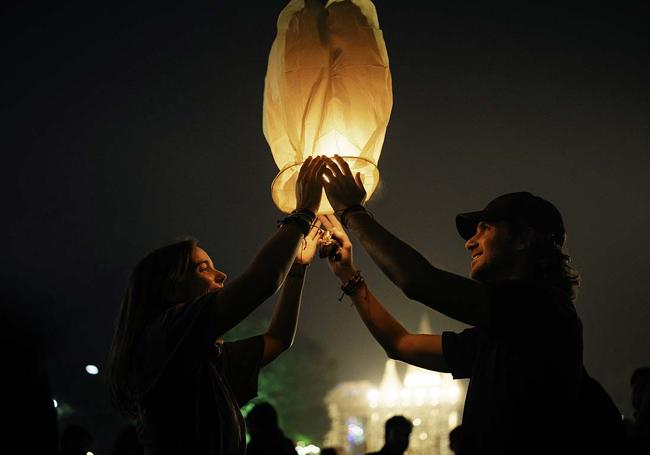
[455,210,501,240]
[456,211,483,240]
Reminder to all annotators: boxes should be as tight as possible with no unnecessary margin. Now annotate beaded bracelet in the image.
[277,209,316,236]
[277,216,310,236]
[339,270,365,302]
[291,208,316,221]
[291,208,316,226]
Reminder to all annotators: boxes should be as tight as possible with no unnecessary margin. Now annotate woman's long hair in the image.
[106,239,197,416]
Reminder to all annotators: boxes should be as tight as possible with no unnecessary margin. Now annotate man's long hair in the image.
[511,222,580,302]
[106,239,197,416]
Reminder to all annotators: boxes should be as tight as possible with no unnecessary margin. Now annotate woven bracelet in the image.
[277,215,311,236]
[339,270,365,302]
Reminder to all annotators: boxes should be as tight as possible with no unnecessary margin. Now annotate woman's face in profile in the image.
[185,246,227,299]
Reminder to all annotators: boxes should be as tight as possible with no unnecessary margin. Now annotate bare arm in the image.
[342,272,449,372]
[210,223,305,335]
[261,263,306,366]
[261,222,323,366]
[319,214,448,371]
[322,156,490,327]
[347,214,490,327]
[210,157,326,335]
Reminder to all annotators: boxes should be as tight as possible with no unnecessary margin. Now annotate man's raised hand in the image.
[322,155,367,213]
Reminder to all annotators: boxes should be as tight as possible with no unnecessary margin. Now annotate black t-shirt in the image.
[133,293,264,455]
[442,280,583,454]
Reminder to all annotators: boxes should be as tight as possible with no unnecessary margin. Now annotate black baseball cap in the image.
[455,192,566,246]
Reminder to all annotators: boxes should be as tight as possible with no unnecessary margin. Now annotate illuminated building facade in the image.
[324,318,467,455]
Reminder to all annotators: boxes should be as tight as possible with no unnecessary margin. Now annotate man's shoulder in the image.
[489,279,575,312]
[482,279,581,342]
[490,279,565,296]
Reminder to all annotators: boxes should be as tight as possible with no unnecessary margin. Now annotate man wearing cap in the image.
[318,156,583,453]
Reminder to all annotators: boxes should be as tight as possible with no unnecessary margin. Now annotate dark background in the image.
[2,0,649,451]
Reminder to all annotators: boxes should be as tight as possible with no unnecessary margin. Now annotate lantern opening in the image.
[271,155,379,214]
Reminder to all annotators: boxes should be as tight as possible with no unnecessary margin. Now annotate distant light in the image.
[418,432,428,441]
[296,444,320,455]
[347,418,365,445]
[447,384,461,403]
[448,412,458,429]
[384,387,398,403]
[87,452,94,455]
[348,423,364,438]
[85,365,99,375]
[413,418,421,426]
[53,399,58,408]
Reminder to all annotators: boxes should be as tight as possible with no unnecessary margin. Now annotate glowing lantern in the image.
[264,0,392,214]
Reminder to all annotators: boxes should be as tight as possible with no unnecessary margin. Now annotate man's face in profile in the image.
[465,220,518,282]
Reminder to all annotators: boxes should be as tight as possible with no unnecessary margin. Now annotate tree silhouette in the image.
[224,319,338,444]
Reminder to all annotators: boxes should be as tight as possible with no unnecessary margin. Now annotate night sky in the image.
[2,0,649,447]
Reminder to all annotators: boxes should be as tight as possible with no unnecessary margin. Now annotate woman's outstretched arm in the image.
[261,223,322,366]
[210,157,326,335]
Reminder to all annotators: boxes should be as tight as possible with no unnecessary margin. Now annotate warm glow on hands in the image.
[318,214,355,279]
[322,155,367,213]
[294,221,323,265]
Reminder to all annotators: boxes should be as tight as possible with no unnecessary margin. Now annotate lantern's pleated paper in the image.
[264,0,392,214]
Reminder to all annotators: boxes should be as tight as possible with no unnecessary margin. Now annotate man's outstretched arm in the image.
[319,213,449,371]
[322,155,490,327]
[347,214,490,327]
[346,274,450,372]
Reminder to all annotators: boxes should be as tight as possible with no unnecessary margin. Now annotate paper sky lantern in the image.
[264,0,392,214]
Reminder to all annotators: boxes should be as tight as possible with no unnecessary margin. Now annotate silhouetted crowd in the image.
[52,380,650,454]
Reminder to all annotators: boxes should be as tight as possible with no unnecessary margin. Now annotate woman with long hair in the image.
[107,157,326,454]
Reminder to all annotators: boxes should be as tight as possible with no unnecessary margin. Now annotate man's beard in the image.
[471,253,517,282]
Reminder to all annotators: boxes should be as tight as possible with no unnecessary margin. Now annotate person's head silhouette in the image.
[631,367,650,421]
[383,415,412,454]
[246,402,281,438]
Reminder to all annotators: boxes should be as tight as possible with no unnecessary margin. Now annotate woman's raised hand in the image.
[294,221,324,265]
[318,214,357,280]
[295,156,327,214]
